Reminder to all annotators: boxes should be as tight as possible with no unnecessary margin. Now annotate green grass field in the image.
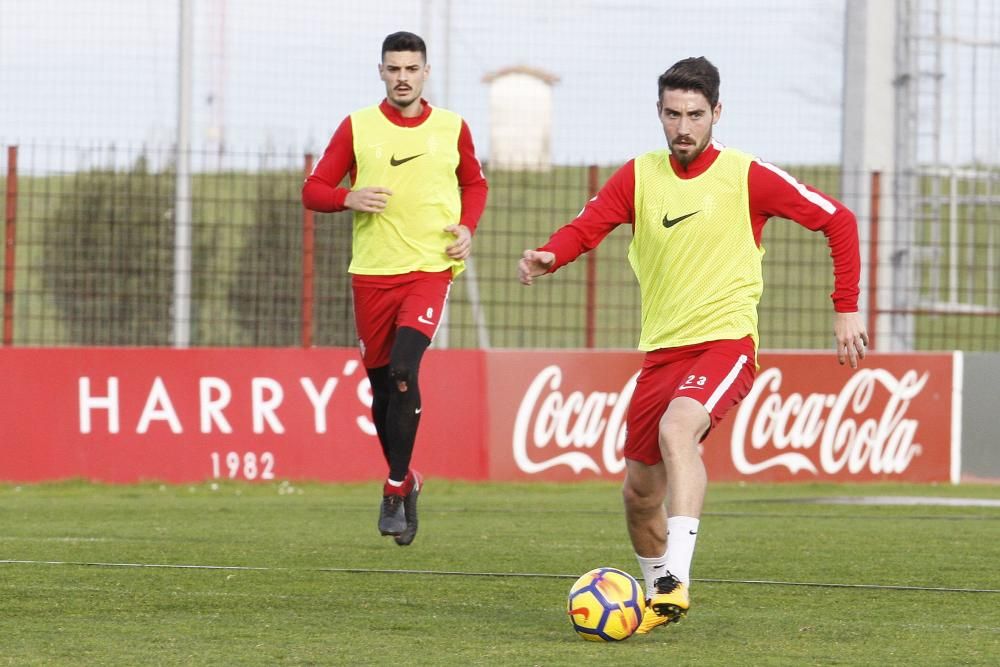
[2,479,999,665]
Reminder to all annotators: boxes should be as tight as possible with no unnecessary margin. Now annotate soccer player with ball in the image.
[303,32,488,545]
[520,57,867,632]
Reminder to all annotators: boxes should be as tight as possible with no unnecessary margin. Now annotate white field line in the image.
[2,559,999,594]
[797,496,1000,508]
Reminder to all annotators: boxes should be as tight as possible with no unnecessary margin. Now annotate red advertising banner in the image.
[486,351,958,483]
[0,348,957,484]
[0,348,486,483]
[484,350,641,482]
[705,353,956,482]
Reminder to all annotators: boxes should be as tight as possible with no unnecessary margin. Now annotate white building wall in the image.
[488,73,552,171]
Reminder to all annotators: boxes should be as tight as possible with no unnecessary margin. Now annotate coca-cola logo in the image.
[731,367,928,476]
[512,365,638,475]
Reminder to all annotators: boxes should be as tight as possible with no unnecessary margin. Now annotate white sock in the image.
[663,515,700,585]
[635,548,669,600]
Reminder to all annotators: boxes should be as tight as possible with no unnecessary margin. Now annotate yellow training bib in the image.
[350,105,464,276]
[629,147,762,352]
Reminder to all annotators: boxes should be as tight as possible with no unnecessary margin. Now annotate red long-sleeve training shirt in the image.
[540,142,861,312]
[302,99,488,233]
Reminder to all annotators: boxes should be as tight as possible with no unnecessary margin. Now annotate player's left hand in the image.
[834,311,869,368]
[445,224,472,260]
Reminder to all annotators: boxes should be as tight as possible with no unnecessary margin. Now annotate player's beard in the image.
[671,132,711,166]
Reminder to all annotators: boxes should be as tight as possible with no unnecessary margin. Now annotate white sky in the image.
[0,0,995,167]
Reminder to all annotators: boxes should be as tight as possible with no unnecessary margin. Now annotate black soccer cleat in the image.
[394,471,423,546]
[378,494,406,536]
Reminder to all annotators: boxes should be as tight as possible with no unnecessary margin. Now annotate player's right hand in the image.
[345,186,393,213]
[518,249,556,285]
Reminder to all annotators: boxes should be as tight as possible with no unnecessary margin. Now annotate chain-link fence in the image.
[1,1,997,351]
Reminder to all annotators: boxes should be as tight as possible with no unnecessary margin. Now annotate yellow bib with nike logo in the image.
[629,147,762,352]
[350,105,464,276]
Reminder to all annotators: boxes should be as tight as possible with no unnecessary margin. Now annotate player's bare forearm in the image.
[518,250,556,285]
[834,311,869,368]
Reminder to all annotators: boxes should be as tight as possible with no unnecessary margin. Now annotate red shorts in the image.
[624,336,756,465]
[352,270,452,368]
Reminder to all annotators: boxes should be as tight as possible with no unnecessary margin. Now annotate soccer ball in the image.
[566,567,645,641]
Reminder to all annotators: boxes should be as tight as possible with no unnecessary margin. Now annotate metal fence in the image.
[2,142,997,351]
[1,0,998,352]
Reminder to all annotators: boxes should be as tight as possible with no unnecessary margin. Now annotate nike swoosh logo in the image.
[417,315,435,325]
[662,210,700,228]
[390,153,425,166]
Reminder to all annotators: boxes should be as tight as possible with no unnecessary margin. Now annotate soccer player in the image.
[518,57,867,630]
[302,31,488,546]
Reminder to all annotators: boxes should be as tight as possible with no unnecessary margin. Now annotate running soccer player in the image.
[518,57,867,630]
[302,31,488,546]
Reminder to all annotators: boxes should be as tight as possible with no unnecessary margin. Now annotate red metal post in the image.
[585,165,599,348]
[301,153,315,348]
[3,146,17,346]
[868,171,880,351]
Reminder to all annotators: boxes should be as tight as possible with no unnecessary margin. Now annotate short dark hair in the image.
[658,57,720,108]
[381,31,427,61]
